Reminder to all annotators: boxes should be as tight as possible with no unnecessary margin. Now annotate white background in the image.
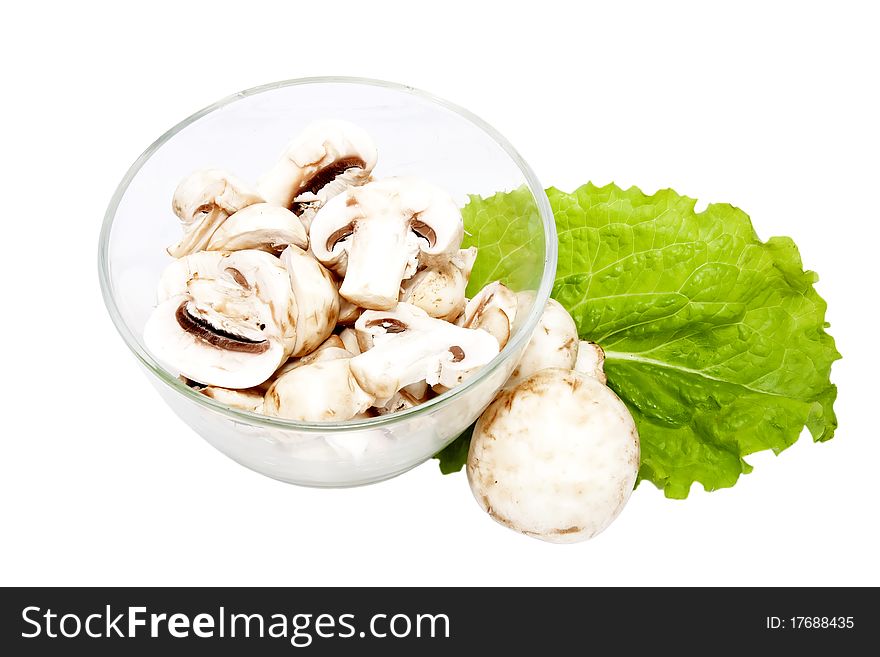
[2,1,877,586]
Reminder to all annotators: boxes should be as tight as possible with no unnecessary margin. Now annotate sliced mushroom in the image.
[506,293,580,388]
[337,297,363,326]
[145,250,297,388]
[338,327,362,355]
[264,357,374,422]
[313,334,345,353]
[373,380,432,415]
[257,336,347,392]
[275,334,346,374]
[354,322,376,353]
[280,246,340,357]
[349,302,499,400]
[273,333,346,373]
[198,386,265,412]
[402,380,430,401]
[459,281,518,349]
[202,250,300,354]
[257,120,377,231]
[156,250,228,304]
[206,203,307,255]
[400,247,477,321]
[374,388,422,416]
[309,177,465,310]
[271,345,353,381]
[168,169,263,257]
[145,296,286,389]
[157,252,296,327]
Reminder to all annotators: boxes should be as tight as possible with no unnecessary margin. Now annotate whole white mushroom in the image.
[506,293,578,387]
[467,360,639,543]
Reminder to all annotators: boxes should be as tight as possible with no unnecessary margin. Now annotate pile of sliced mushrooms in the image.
[144,120,640,543]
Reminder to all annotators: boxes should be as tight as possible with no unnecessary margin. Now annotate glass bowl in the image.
[98,77,556,487]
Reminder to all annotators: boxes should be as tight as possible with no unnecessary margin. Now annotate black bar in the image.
[0,587,872,655]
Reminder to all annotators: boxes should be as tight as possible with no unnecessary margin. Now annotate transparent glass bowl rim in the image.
[97,76,558,433]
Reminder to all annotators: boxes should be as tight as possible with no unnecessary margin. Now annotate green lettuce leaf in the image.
[460,186,546,298]
[435,183,840,499]
[434,425,474,475]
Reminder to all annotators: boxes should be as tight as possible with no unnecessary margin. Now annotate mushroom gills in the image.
[144,297,286,389]
[257,120,378,228]
[175,301,269,353]
[144,250,300,389]
[350,302,499,400]
[291,156,366,213]
[168,169,263,257]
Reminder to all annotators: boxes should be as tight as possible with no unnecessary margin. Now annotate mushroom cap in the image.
[401,247,477,321]
[263,357,374,422]
[468,368,640,543]
[280,246,340,356]
[271,344,353,381]
[308,177,464,310]
[257,119,378,211]
[460,281,518,349]
[506,296,578,387]
[258,336,352,392]
[206,203,308,255]
[168,169,263,257]
[313,334,345,353]
[350,302,499,400]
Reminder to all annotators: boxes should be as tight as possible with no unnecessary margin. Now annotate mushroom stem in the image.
[338,216,418,310]
[575,340,607,384]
